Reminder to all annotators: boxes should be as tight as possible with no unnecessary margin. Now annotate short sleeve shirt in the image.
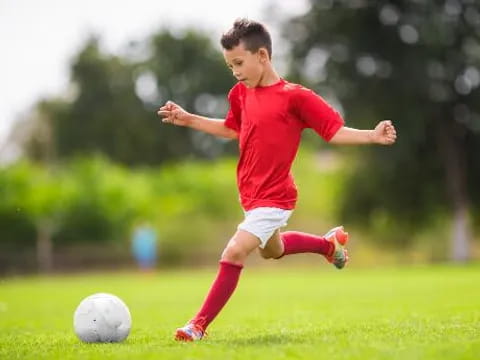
[225,79,344,211]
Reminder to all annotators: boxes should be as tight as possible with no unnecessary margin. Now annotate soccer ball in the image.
[73,293,132,343]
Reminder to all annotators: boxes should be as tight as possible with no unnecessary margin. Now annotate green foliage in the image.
[54,158,139,244]
[0,164,34,248]
[0,162,76,242]
[1,265,479,359]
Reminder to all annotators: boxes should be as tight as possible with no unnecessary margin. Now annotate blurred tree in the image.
[0,162,76,272]
[146,29,237,158]
[285,0,480,261]
[18,30,235,166]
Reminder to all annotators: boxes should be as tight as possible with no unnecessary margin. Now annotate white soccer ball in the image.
[73,293,132,343]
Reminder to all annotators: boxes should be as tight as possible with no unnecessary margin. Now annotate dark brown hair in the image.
[221,18,272,58]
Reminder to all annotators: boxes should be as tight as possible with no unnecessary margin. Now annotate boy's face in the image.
[223,41,268,88]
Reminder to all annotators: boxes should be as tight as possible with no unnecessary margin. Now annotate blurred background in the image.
[1,0,479,275]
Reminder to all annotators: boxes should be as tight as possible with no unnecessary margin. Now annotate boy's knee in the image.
[221,244,247,264]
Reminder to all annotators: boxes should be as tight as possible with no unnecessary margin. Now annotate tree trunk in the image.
[451,202,470,262]
[438,121,470,262]
[36,220,54,272]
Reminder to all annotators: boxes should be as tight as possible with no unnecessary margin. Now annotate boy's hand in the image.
[157,101,191,127]
[372,120,397,145]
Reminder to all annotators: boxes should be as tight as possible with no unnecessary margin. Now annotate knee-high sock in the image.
[279,231,334,257]
[191,260,243,329]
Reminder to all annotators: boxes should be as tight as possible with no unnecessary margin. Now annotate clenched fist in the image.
[372,120,397,145]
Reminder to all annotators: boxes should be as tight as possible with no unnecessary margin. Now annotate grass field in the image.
[1,264,479,360]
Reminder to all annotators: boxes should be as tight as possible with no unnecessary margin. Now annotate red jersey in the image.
[224,79,344,211]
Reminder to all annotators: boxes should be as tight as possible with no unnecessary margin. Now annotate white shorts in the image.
[237,207,293,249]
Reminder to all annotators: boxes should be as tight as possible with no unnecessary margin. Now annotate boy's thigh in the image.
[258,230,283,258]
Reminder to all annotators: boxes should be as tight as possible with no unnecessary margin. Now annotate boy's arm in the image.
[329,120,397,145]
[157,101,238,140]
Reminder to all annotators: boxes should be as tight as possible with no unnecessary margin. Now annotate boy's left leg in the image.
[260,229,333,259]
[260,227,349,269]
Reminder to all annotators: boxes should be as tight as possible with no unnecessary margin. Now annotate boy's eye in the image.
[226,60,243,69]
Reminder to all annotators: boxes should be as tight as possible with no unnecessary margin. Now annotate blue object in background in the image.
[131,224,157,269]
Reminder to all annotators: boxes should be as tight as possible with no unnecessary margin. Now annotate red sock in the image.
[279,231,334,257]
[191,260,243,330]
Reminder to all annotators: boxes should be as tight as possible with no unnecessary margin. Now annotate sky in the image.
[0,0,309,152]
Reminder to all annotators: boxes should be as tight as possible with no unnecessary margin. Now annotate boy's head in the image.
[221,19,273,88]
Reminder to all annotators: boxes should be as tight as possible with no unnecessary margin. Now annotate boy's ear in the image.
[258,47,270,63]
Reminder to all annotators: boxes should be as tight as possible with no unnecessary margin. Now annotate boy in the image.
[157,19,397,342]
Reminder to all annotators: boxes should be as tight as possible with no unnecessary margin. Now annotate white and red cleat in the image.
[324,226,349,269]
[175,322,206,342]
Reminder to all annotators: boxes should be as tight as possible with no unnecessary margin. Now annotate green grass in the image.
[1,264,479,359]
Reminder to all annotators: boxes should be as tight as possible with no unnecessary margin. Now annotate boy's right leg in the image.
[175,229,260,342]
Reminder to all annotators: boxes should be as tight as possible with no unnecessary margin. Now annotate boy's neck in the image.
[256,66,281,87]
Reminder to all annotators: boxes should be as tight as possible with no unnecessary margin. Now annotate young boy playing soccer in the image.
[157,19,397,342]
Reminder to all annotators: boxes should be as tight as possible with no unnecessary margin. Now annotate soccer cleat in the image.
[175,322,206,342]
[324,226,349,269]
